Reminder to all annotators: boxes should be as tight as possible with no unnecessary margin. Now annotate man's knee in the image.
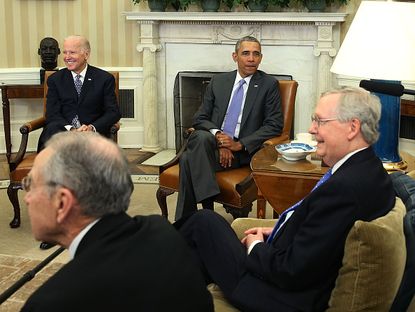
[189,130,216,146]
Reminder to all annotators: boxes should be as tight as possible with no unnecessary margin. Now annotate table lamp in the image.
[330,0,415,170]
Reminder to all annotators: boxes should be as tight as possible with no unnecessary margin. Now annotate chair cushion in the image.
[159,164,180,190]
[9,154,37,182]
[159,164,257,209]
[207,284,240,312]
[327,198,407,311]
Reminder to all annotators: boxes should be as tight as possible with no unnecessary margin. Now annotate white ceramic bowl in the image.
[275,142,317,161]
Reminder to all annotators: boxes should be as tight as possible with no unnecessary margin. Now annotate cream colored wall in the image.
[0,0,141,68]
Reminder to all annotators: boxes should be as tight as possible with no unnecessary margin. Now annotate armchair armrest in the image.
[263,134,290,146]
[159,128,195,174]
[8,117,46,171]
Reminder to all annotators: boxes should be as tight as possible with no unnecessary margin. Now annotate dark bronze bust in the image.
[38,37,60,84]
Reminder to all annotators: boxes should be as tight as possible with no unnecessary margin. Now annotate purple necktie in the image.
[267,168,333,243]
[223,79,246,137]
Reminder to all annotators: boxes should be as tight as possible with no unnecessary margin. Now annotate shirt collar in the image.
[71,64,88,79]
[235,72,253,87]
[68,218,100,259]
[331,147,368,174]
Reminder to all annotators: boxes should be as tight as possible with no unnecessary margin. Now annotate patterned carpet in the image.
[0,253,65,311]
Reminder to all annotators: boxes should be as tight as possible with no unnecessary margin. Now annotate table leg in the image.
[256,189,267,219]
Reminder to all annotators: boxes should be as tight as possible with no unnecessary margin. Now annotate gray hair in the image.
[321,86,381,145]
[235,36,261,53]
[42,132,133,217]
[64,35,91,53]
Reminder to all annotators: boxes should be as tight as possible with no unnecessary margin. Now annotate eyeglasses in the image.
[22,175,60,192]
[311,114,338,127]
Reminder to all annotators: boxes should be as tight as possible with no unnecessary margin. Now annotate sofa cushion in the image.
[327,198,406,311]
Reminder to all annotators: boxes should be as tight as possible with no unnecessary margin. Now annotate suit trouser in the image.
[175,209,295,312]
[175,130,248,220]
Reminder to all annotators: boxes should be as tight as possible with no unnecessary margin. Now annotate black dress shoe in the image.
[39,242,56,250]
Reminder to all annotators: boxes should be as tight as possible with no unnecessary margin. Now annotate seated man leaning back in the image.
[21,132,213,312]
[175,36,283,220]
[175,86,395,312]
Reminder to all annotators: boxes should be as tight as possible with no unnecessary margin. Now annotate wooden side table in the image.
[251,145,328,218]
[251,145,415,219]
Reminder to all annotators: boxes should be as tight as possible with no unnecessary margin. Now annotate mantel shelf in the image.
[123,11,347,23]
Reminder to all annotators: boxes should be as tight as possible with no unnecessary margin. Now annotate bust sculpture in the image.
[38,37,60,83]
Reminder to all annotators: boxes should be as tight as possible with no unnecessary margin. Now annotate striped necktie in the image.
[267,168,333,243]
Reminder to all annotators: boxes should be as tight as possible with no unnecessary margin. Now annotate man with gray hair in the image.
[175,86,395,311]
[21,132,213,312]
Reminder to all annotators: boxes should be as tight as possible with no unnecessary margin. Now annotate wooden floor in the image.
[0,149,158,181]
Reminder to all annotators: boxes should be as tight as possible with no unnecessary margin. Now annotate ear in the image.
[232,51,237,62]
[347,118,361,140]
[54,188,77,224]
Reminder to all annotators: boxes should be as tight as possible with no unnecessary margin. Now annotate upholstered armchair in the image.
[210,197,408,311]
[156,80,298,219]
[6,71,120,228]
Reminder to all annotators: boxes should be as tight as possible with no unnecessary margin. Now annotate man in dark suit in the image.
[175,36,283,220]
[21,132,213,312]
[176,87,395,311]
[37,35,120,152]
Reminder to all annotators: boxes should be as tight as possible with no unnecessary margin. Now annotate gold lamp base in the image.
[383,160,408,172]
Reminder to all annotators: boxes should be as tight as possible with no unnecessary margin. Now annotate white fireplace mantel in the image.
[123,12,347,151]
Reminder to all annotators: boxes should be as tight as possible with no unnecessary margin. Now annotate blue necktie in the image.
[267,168,333,243]
[223,79,246,137]
[74,74,82,96]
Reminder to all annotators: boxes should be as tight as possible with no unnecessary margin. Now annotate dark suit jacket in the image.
[193,70,283,157]
[231,147,395,312]
[21,213,213,312]
[38,65,121,149]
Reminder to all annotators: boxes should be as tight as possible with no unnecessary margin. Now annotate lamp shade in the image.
[331,1,415,81]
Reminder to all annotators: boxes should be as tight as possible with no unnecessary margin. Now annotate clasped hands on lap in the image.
[241,227,273,248]
[215,132,243,168]
[70,124,95,132]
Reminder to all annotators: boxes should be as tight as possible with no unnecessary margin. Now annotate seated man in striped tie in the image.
[175,36,283,220]
[175,86,395,312]
[37,35,120,152]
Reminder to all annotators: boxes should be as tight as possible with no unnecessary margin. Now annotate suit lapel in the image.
[78,66,93,104]
[240,71,261,128]
[64,69,79,99]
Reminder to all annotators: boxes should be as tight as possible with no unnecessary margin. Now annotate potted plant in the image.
[300,0,348,12]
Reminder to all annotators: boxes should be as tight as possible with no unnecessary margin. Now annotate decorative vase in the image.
[201,0,221,12]
[148,0,168,11]
[304,0,326,12]
[247,0,268,11]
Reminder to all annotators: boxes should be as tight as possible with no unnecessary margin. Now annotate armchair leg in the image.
[7,182,22,228]
[156,187,175,218]
[223,204,252,220]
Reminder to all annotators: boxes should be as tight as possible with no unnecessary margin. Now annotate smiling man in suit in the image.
[176,87,395,311]
[175,36,283,220]
[37,35,120,152]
